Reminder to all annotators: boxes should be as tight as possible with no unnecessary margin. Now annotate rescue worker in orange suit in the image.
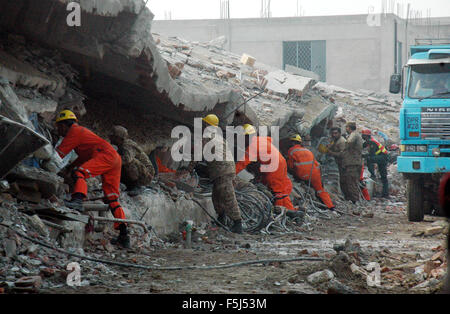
[287,135,335,211]
[54,110,130,248]
[235,124,301,219]
[361,129,389,199]
[359,164,371,201]
[154,146,176,174]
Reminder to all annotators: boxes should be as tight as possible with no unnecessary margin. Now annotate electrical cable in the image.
[0,221,324,271]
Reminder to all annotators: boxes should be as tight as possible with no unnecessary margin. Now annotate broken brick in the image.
[14,276,42,293]
[424,261,436,275]
[240,53,256,67]
[168,63,182,79]
[381,267,391,273]
[40,267,55,278]
[424,226,444,236]
[431,251,446,263]
[430,267,446,279]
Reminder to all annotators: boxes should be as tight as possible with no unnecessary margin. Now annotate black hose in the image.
[191,198,232,233]
[0,222,325,271]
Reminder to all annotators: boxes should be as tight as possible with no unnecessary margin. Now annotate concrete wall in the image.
[153,14,450,93]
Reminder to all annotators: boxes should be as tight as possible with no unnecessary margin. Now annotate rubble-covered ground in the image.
[1,181,448,294]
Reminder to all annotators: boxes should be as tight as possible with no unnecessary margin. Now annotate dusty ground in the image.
[43,196,448,294]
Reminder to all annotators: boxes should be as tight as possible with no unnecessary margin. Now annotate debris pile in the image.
[325,232,448,293]
[314,82,402,143]
[0,33,85,176]
[153,33,337,132]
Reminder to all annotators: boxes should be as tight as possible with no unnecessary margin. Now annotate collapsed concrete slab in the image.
[314,82,402,142]
[264,70,315,97]
[0,50,65,96]
[0,0,338,137]
[285,64,320,81]
[6,165,64,197]
[120,191,215,236]
[154,34,337,133]
[0,115,49,179]
[0,0,243,127]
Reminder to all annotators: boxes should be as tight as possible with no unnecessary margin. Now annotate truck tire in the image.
[407,177,424,222]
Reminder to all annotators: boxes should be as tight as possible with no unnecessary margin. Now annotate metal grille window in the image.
[283,40,326,81]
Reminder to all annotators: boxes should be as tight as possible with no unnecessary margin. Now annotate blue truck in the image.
[389,42,450,222]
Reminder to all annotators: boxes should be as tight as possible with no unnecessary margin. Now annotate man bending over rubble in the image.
[235,124,301,219]
[54,110,130,248]
[109,125,155,195]
[286,134,335,211]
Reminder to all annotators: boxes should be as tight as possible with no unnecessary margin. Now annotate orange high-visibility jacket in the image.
[56,124,118,166]
[156,156,176,173]
[236,136,294,210]
[235,136,283,174]
[287,144,335,209]
[286,144,319,179]
[368,137,388,156]
[56,124,126,229]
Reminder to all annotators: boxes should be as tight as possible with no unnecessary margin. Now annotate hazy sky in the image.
[147,0,450,20]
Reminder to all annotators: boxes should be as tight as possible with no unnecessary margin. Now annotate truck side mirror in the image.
[389,74,401,94]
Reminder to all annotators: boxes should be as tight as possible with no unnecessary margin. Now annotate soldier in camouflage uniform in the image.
[328,122,363,203]
[109,126,155,191]
[201,114,243,234]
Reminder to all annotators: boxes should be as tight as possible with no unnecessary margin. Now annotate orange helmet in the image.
[361,129,372,136]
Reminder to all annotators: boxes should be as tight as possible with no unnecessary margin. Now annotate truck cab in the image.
[390,43,450,221]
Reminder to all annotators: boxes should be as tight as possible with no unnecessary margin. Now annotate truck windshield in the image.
[408,63,450,99]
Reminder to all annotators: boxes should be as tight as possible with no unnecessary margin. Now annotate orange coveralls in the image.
[287,144,334,209]
[156,156,176,173]
[56,124,126,229]
[236,136,295,211]
[360,164,371,201]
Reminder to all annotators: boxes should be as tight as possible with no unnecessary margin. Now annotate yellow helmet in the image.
[56,110,77,123]
[202,114,219,127]
[318,143,329,154]
[290,134,302,142]
[243,124,256,135]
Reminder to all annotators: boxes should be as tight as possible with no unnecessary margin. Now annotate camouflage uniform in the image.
[328,135,347,198]
[329,130,363,202]
[119,138,155,188]
[341,131,363,202]
[205,131,241,221]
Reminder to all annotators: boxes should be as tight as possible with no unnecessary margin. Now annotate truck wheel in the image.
[407,177,424,222]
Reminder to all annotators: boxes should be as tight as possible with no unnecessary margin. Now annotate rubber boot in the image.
[286,210,304,219]
[64,193,84,212]
[230,219,243,234]
[217,213,227,226]
[111,224,131,249]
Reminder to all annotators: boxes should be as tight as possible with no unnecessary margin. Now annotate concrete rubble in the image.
[153,33,336,132]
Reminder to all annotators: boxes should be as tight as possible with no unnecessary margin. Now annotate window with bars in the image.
[283,40,326,82]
